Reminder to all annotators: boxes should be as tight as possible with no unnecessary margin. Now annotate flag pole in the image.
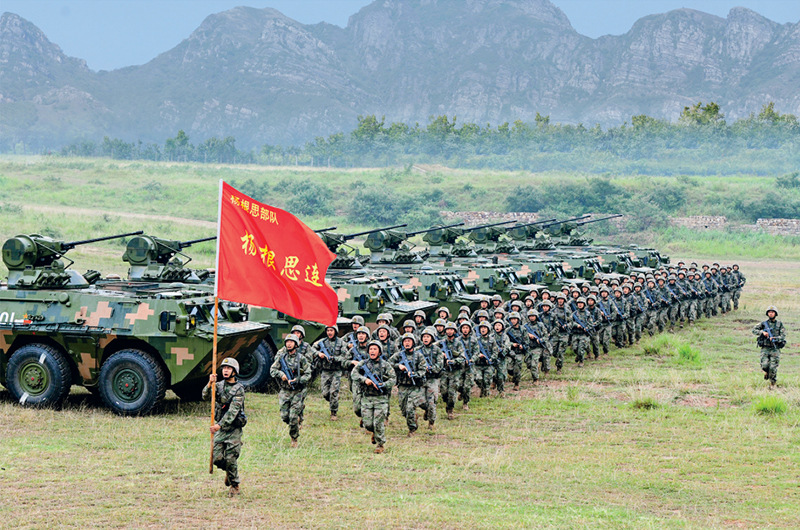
[210,179,224,474]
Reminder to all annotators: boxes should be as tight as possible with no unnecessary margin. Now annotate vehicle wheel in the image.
[171,380,206,402]
[98,349,166,416]
[6,343,72,408]
[236,339,275,392]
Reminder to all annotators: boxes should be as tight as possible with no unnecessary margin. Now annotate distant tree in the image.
[679,102,725,126]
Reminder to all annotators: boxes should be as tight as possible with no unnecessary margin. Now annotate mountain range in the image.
[1,0,799,149]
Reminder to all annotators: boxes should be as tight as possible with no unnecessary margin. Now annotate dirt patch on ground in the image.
[23,204,216,229]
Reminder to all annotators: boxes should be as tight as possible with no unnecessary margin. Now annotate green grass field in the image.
[1,158,798,529]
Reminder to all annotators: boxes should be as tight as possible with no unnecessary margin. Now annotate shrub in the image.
[676,344,702,365]
[631,397,659,410]
[754,395,787,415]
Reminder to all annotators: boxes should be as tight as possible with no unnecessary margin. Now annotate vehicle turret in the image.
[123,235,216,283]
[2,231,143,289]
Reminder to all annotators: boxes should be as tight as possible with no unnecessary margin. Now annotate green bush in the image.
[753,395,787,415]
[286,180,334,216]
[631,397,659,410]
[676,344,702,365]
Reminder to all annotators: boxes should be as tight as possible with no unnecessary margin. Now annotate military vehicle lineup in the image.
[0,213,668,412]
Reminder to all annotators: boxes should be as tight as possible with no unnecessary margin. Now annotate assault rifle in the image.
[398,349,418,384]
[507,328,527,352]
[439,340,454,371]
[476,338,493,365]
[762,321,784,349]
[571,313,595,335]
[460,338,474,367]
[359,361,386,393]
[524,323,546,349]
[350,345,366,363]
[279,355,297,389]
[318,340,332,362]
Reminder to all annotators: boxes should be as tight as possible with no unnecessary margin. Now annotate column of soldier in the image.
[267,261,746,454]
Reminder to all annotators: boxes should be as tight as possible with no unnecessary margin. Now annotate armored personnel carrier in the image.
[0,233,269,414]
[328,275,438,328]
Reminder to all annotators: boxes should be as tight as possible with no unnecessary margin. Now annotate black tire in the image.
[171,380,206,402]
[236,339,275,392]
[98,349,166,416]
[6,343,72,408]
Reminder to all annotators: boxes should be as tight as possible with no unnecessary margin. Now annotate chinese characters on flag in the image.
[216,181,338,326]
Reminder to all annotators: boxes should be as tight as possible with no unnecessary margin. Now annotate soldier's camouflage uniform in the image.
[313,335,347,416]
[474,332,498,396]
[702,276,718,319]
[569,307,594,363]
[752,317,786,385]
[595,297,614,354]
[202,380,245,487]
[588,303,607,358]
[731,268,746,310]
[353,356,396,447]
[439,336,466,414]
[346,341,370,418]
[492,327,511,393]
[418,341,444,424]
[630,290,648,342]
[608,295,629,348]
[389,347,429,432]
[270,348,311,441]
[523,318,551,377]
[505,320,529,386]
[550,305,572,370]
[458,332,480,405]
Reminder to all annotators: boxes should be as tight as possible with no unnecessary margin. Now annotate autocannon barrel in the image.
[463,220,516,232]
[540,215,591,229]
[63,231,144,250]
[407,222,465,237]
[576,214,623,226]
[343,224,408,240]
[314,226,338,233]
[513,217,557,229]
[178,236,217,249]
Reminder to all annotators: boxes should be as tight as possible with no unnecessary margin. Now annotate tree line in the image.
[56,102,798,172]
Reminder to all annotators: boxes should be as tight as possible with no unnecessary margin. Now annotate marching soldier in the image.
[731,264,746,310]
[354,341,396,453]
[609,287,629,348]
[346,326,372,423]
[457,321,479,409]
[203,358,246,497]
[270,335,311,448]
[313,325,347,421]
[418,327,444,429]
[752,306,786,387]
[474,321,498,397]
[491,319,511,397]
[551,294,572,373]
[375,324,397,359]
[505,311,528,390]
[439,322,466,419]
[569,297,595,367]
[524,309,551,377]
[376,313,400,341]
[389,333,428,436]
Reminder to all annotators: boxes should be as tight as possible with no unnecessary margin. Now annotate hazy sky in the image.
[4,0,800,71]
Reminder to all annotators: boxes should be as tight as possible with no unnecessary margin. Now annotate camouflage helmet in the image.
[509,289,521,297]
[524,295,536,303]
[459,305,472,315]
[291,324,306,337]
[493,308,507,318]
[434,318,447,327]
[527,309,540,318]
[765,305,778,317]
[366,340,384,355]
[477,321,491,332]
[492,319,506,329]
[444,322,458,332]
[325,324,339,333]
[600,287,610,294]
[556,293,567,301]
[355,325,372,340]
[437,306,451,317]
[420,326,437,340]
[576,297,586,305]
[413,309,427,319]
[377,312,392,323]
[284,334,299,346]
[613,287,622,294]
[510,300,523,309]
[491,294,503,302]
[220,357,240,374]
[480,295,491,303]
[633,283,642,289]
[508,311,521,321]
[457,312,470,322]
[402,319,417,330]
[540,300,553,308]
[351,315,365,326]
[476,309,490,319]
[668,274,677,281]
[587,294,597,302]
[400,332,417,346]
[459,320,473,331]
[375,324,393,337]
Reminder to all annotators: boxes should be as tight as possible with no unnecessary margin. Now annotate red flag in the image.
[215,181,338,326]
